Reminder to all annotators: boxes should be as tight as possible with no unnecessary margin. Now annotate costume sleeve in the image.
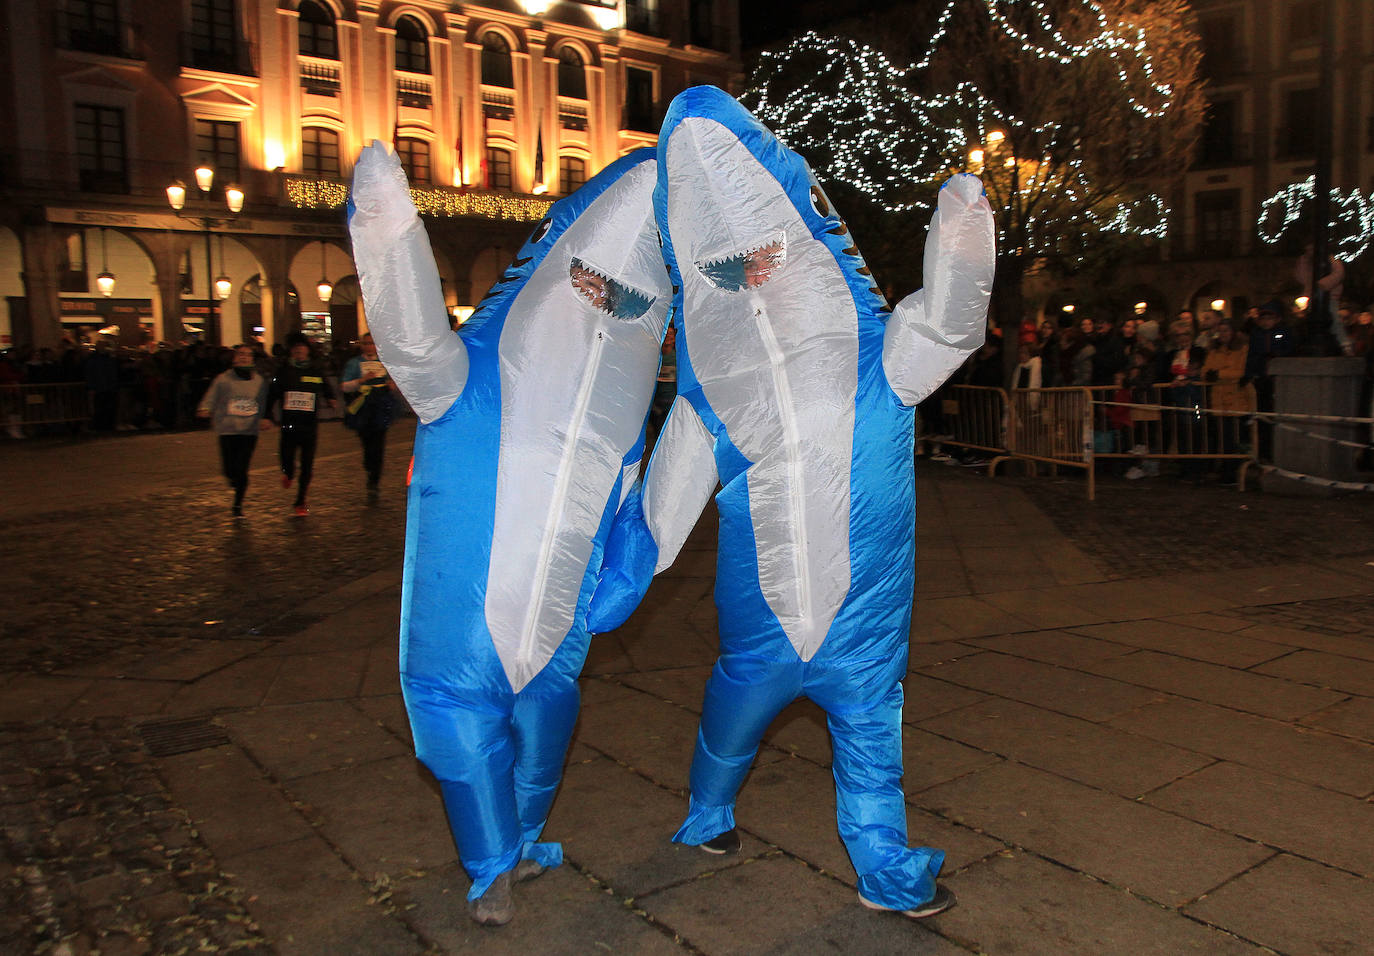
[882,173,995,406]
[348,140,467,423]
[587,397,719,632]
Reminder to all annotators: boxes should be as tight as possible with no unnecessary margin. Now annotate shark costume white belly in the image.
[589,87,995,914]
[348,142,671,915]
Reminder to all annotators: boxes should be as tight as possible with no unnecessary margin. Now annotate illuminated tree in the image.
[744,0,1205,328]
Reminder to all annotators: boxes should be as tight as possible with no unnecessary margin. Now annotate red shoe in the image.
[281,474,292,488]
[293,504,309,517]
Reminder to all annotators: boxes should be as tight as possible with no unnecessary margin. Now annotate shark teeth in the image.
[568,257,657,321]
[695,233,787,293]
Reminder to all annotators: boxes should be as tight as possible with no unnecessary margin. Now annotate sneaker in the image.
[281,474,292,488]
[858,884,956,920]
[468,871,514,926]
[231,504,244,518]
[293,504,309,517]
[929,452,953,463]
[1124,465,1145,480]
[699,829,741,855]
[512,859,546,883]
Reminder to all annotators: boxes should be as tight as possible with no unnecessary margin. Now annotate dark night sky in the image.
[738,0,911,51]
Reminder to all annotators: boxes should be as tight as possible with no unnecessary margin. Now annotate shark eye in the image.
[569,257,656,321]
[810,185,830,218]
[696,237,786,293]
[529,218,552,244]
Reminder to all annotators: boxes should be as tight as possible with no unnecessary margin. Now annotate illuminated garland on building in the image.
[744,0,1189,259]
[1257,176,1374,261]
[284,176,553,222]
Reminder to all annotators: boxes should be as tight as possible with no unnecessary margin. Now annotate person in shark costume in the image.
[348,142,671,925]
[590,87,995,917]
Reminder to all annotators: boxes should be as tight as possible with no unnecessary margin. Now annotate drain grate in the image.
[137,717,231,757]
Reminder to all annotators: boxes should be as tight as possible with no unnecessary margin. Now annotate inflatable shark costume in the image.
[590,88,994,913]
[348,142,671,913]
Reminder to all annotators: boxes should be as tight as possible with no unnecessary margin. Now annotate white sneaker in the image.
[1125,466,1145,480]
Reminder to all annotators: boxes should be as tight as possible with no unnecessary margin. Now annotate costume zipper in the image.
[515,327,606,678]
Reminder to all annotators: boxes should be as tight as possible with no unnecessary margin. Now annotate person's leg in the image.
[295,427,318,507]
[403,679,523,910]
[279,426,296,484]
[510,676,580,860]
[823,680,945,912]
[673,654,802,846]
[361,427,385,488]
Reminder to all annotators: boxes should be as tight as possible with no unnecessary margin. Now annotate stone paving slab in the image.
[220,700,410,781]
[938,850,1266,956]
[547,756,761,899]
[1160,611,1255,633]
[571,689,701,789]
[1080,649,1346,721]
[288,754,454,877]
[397,863,688,955]
[763,698,832,763]
[160,656,284,716]
[901,727,1003,794]
[1301,695,1374,740]
[917,652,1162,722]
[65,678,181,720]
[1108,697,1374,796]
[261,648,373,705]
[616,665,714,711]
[1183,852,1374,956]
[914,596,1038,638]
[973,590,1114,630]
[352,693,414,747]
[901,672,988,723]
[918,697,1214,798]
[221,834,420,956]
[1144,761,1374,878]
[159,744,313,858]
[963,628,1134,668]
[913,762,1271,906]
[640,854,956,956]
[1253,649,1374,697]
[1228,620,1374,663]
[1066,619,1297,668]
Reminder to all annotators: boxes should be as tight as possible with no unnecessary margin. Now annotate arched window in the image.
[397,137,431,183]
[481,32,513,88]
[301,127,340,177]
[557,46,586,100]
[485,147,511,189]
[297,0,336,59]
[395,16,429,74]
[559,156,586,195]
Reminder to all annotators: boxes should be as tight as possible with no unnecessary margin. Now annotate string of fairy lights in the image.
[1257,176,1374,260]
[742,0,1187,259]
[283,176,553,222]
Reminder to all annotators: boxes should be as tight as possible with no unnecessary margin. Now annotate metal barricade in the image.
[931,385,1009,457]
[996,386,1096,499]
[0,383,92,435]
[1086,384,1259,489]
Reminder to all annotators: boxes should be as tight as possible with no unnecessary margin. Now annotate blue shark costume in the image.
[590,88,995,914]
[347,142,671,916]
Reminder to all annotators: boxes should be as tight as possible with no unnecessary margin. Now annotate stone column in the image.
[18,224,65,349]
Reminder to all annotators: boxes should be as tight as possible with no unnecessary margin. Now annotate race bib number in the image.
[284,390,316,413]
[228,398,258,417]
[360,360,385,380]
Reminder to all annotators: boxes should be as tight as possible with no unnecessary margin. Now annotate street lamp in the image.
[315,240,332,304]
[167,165,244,344]
[95,227,116,297]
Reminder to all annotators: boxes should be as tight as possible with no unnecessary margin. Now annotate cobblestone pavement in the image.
[0,719,270,955]
[1013,470,1374,579]
[2,424,411,954]
[1,429,409,676]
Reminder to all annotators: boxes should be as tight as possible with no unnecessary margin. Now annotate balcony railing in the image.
[300,59,340,97]
[396,74,432,110]
[558,100,588,131]
[483,89,515,121]
[56,12,140,58]
[181,32,256,77]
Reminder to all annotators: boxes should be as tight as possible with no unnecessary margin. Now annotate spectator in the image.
[1242,300,1295,461]
[341,333,394,499]
[1202,319,1252,483]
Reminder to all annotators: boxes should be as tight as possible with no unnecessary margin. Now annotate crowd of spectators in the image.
[0,332,369,437]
